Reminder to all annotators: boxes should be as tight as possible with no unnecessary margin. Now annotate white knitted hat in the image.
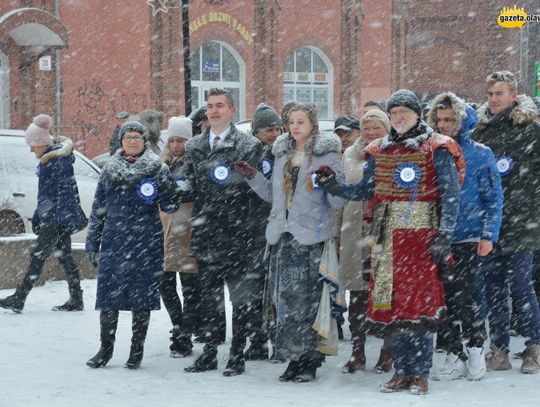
[25,114,53,146]
[165,116,192,141]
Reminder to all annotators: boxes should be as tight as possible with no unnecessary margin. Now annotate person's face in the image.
[487,81,517,115]
[436,108,459,138]
[336,129,360,151]
[168,137,186,157]
[207,95,236,130]
[289,110,313,144]
[256,125,282,147]
[361,120,387,144]
[30,145,49,158]
[122,131,145,156]
[389,106,419,135]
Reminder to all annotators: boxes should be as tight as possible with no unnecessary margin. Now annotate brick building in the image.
[0,0,537,157]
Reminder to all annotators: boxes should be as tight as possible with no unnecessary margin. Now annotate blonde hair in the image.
[283,104,319,194]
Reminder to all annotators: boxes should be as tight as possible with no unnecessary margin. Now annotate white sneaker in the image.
[433,352,467,380]
[466,346,486,380]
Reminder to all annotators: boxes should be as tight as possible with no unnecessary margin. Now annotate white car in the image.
[0,130,100,244]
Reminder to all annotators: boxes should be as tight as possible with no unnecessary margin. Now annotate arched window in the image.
[0,52,9,128]
[190,41,245,122]
[283,46,333,119]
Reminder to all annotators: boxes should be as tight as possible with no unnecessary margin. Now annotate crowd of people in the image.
[1,70,540,395]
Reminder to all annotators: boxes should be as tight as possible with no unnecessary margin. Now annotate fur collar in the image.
[104,147,163,186]
[476,94,537,130]
[40,136,74,165]
[272,132,341,158]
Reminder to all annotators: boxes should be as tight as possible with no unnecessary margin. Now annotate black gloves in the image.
[232,161,257,179]
[86,252,99,268]
[314,165,340,195]
[428,233,453,265]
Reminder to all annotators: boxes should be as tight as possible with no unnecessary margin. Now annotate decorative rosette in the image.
[262,158,273,175]
[210,161,230,184]
[311,173,321,190]
[496,155,514,177]
[394,162,421,190]
[136,178,159,204]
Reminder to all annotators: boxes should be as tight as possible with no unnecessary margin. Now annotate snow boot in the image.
[169,328,193,358]
[342,343,366,373]
[374,346,393,373]
[485,344,512,371]
[293,352,324,383]
[466,346,487,380]
[125,311,150,370]
[52,287,84,312]
[184,345,218,372]
[379,374,411,393]
[409,377,429,395]
[245,335,270,361]
[223,352,246,377]
[0,279,32,313]
[86,311,118,368]
[520,343,540,374]
[279,361,300,382]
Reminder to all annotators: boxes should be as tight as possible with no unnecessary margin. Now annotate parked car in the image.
[235,119,335,136]
[0,130,100,244]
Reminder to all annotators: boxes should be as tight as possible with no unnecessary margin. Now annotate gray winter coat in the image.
[181,124,262,261]
[247,132,346,246]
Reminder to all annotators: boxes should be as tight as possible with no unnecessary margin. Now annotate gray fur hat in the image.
[253,103,281,135]
[387,89,422,116]
[136,109,163,144]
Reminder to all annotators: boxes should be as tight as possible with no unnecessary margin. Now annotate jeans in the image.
[392,332,433,378]
[483,251,540,353]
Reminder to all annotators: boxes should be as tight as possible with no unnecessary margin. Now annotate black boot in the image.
[245,334,270,361]
[223,350,245,377]
[293,352,324,383]
[0,279,32,313]
[279,360,300,382]
[86,311,118,368]
[52,287,84,312]
[169,328,193,358]
[184,344,218,372]
[125,311,150,370]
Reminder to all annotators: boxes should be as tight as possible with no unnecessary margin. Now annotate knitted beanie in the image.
[118,121,149,143]
[253,103,281,135]
[25,114,53,147]
[386,89,422,116]
[165,116,192,141]
[361,109,391,133]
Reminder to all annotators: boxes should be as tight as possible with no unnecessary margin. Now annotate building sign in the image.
[203,60,220,72]
[189,12,254,44]
[39,56,52,71]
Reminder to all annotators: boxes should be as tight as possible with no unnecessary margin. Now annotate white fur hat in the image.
[166,116,192,141]
[25,114,53,146]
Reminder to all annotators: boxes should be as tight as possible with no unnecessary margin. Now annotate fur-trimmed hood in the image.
[103,147,165,186]
[476,94,537,130]
[40,136,74,165]
[272,132,341,158]
[427,92,478,145]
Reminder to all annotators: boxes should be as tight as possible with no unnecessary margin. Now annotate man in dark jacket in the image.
[0,114,85,313]
[471,71,540,374]
[182,88,263,376]
[427,92,503,381]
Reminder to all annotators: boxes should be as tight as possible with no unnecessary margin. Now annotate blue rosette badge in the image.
[496,155,514,177]
[136,178,158,204]
[262,158,273,176]
[394,162,421,190]
[210,161,230,184]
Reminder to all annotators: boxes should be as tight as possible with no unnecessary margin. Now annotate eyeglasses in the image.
[124,136,144,142]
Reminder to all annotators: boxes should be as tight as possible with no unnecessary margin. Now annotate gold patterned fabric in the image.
[370,201,439,310]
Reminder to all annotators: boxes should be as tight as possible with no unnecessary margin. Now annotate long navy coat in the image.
[86,147,178,311]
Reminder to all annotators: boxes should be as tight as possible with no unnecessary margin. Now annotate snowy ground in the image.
[0,279,538,407]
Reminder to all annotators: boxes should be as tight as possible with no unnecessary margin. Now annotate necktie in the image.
[213,136,222,150]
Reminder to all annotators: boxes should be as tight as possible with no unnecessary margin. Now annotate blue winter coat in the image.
[86,148,179,311]
[32,137,85,232]
[452,105,503,243]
